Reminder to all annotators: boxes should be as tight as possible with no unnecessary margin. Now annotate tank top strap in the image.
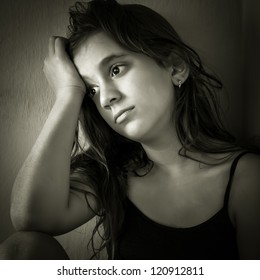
[223,151,249,208]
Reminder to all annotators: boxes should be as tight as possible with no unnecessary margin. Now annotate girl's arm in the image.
[10,37,97,235]
[231,153,260,259]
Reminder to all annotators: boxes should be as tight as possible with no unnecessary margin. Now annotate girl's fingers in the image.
[48,36,57,55]
[48,36,68,57]
[54,37,69,57]
[44,35,86,94]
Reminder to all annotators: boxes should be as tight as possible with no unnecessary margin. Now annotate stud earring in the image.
[178,80,182,88]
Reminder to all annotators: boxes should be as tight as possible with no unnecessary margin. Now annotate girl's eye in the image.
[88,88,96,98]
[111,65,122,77]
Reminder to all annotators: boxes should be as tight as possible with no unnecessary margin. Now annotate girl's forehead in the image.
[74,32,129,60]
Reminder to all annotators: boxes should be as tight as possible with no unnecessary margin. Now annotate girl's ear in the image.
[171,61,190,87]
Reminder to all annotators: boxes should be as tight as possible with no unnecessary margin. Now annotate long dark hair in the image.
[67,0,241,258]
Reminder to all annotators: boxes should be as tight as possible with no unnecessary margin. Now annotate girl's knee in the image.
[0,231,69,260]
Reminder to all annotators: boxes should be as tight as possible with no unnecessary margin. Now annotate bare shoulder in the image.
[231,152,260,209]
[233,152,260,177]
[230,152,260,259]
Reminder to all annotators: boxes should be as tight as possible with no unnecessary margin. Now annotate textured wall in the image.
[0,0,258,259]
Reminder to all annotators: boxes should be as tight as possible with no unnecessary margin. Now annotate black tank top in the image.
[113,152,248,260]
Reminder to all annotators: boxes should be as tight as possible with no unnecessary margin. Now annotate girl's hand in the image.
[43,36,86,97]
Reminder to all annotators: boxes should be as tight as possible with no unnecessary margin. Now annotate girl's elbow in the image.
[10,205,47,232]
[10,209,34,231]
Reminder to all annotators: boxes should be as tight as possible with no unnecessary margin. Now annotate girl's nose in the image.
[100,84,121,109]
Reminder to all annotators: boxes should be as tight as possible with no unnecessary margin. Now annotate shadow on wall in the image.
[0,0,259,258]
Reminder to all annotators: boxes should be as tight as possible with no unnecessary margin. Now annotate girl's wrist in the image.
[55,87,85,101]
[54,88,85,110]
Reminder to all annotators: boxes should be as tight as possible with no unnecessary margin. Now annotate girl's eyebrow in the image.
[99,53,128,68]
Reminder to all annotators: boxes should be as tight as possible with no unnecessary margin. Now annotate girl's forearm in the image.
[11,90,85,231]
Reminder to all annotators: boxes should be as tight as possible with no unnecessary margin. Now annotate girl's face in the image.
[74,32,175,144]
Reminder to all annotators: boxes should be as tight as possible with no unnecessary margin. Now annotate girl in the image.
[1,0,260,259]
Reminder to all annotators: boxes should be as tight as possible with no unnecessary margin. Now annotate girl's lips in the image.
[114,106,135,124]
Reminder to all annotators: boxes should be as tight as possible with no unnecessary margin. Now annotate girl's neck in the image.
[141,129,184,168]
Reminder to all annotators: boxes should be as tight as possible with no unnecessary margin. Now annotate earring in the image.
[178,80,182,88]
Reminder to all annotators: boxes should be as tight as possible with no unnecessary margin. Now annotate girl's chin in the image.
[113,119,153,142]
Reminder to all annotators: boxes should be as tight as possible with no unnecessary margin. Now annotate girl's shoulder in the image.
[231,151,260,181]
[228,150,260,204]
[229,151,260,258]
